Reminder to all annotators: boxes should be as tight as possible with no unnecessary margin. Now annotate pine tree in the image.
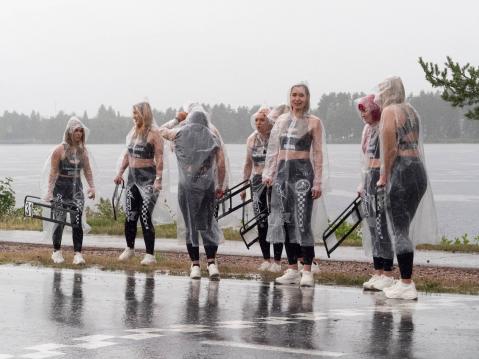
[419,56,479,120]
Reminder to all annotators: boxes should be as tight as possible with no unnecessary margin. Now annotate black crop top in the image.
[397,110,419,151]
[59,149,83,177]
[251,133,268,165]
[366,127,380,160]
[128,136,155,159]
[279,118,312,151]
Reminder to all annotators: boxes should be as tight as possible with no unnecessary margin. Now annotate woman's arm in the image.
[262,116,285,185]
[82,150,96,199]
[215,145,226,198]
[378,106,398,185]
[311,116,323,199]
[45,145,62,200]
[153,130,164,191]
[240,135,254,200]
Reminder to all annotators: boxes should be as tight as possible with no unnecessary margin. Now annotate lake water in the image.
[1,143,478,238]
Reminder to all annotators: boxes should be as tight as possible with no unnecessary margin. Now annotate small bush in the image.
[0,177,15,217]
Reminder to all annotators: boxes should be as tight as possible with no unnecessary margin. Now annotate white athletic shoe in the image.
[268,262,282,273]
[371,275,396,291]
[258,261,271,271]
[275,269,301,285]
[72,252,85,265]
[207,263,220,280]
[300,271,315,287]
[384,280,418,300]
[118,248,135,261]
[51,250,65,264]
[190,265,201,279]
[363,274,381,290]
[140,253,157,266]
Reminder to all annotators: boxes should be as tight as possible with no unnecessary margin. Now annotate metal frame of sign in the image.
[215,179,253,220]
[322,196,363,258]
[23,195,81,228]
[112,179,125,221]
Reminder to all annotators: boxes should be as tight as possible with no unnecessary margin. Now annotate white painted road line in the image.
[72,335,118,349]
[21,343,69,359]
[0,355,14,359]
[201,340,346,357]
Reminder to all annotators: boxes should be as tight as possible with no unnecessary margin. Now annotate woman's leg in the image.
[124,185,141,249]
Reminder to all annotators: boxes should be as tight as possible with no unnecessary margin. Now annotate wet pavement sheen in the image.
[1,265,478,358]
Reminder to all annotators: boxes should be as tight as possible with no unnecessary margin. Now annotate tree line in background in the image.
[1,91,478,144]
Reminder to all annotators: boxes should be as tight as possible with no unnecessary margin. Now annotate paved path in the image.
[1,265,478,359]
[1,230,478,269]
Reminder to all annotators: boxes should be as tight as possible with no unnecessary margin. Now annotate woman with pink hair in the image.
[356,95,395,291]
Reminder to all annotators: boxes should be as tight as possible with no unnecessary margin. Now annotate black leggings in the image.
[52,177,84,252]
[389,157,427,279]
[186,244,218,262]
[252,175,283,261]
[125,184,155,255]
[284,230,315,266]
[373,257,393,272]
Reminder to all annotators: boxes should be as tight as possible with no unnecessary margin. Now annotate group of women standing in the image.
[42,76,438,300]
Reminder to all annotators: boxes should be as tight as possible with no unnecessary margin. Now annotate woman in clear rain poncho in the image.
[262,83,330,287]
[114,102,164,266]
[240,106,284,273]
[43,117,95,265]
[375,76,438,300]
[356,95,395,291]
[159,107,227,280]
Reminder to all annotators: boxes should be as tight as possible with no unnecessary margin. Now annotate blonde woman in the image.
[114,102,164,265]
[44,117,95,265]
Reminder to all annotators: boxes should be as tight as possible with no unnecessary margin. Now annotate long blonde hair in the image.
[133,102,153,138]
[63,116,87,156]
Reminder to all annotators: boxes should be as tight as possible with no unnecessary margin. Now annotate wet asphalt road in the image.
[1,265,478,359]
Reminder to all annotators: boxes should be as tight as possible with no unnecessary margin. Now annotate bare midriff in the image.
[278,150,310,161]
[128,157,155,168]
[398,149,420,157]
[252,164,265,176]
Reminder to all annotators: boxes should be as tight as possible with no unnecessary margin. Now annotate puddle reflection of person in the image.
[123,272,155,328]
[50,270,84,326]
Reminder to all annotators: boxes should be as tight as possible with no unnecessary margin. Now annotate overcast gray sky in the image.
[1,0,478,117]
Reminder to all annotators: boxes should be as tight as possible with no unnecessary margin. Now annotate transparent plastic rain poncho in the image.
[117,107,173,225]
[41,117,96,240]
[375,76,439,254]
[355,95,393,259]
[160,109,229,247]
[262,110,330,247]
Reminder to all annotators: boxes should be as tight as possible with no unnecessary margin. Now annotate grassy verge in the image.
[1,243,478,295]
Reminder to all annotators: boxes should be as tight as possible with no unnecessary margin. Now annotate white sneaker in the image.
[208,263,220,281]
[300,271,315,287]
[275,269,301,285]
[51,250,64,264]
[268,262,282,273]
[258,261,271,271]
[72,252,85,265]
[371,275,395,291]
[190,265,201,279]
[140,253,157,266]
[118,248,135,261]
[384,280,418,300]
[363,274,381,290]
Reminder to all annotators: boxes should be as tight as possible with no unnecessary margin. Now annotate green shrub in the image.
[0,177,15,217]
